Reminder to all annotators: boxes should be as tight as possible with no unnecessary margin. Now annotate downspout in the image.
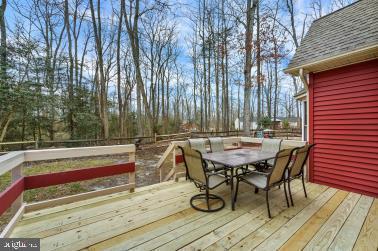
[299,68,311,181]
[299,68,309,142]
[299,68,309,90]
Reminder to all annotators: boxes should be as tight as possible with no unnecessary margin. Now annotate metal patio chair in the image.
[208,137,230,182]
[208,137,224,152]
[286,144,315,206]
[252,138,282,171]
[234,148,295,218]
[188,138,224,172]
[178,146,227,212]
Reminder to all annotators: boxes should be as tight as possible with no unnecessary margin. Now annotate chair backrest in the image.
[188,138,207,154]
[289,144,315,178]
[179,146,206,184]
[208,137,224,152]
[261,138,282,153]
[280,140,306,150]
[268,148,295,186]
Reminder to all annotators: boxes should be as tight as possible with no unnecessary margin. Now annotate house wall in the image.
[309,59,378,197]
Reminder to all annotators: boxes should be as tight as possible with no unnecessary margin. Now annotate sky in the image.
[4,0,354,116]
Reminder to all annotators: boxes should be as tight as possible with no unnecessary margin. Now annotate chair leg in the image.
[234,178,240,203]
[288,179,294,206]
[225,170,229,185]
[206,188,210,210]
[302,175,307,198]
[283,182,290,208]
[266,190,271,218]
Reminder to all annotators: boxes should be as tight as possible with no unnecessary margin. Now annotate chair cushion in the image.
[208,174,227,189]
[240,172,268,189]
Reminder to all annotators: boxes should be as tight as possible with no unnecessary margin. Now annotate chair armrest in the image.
[207,169,228,177]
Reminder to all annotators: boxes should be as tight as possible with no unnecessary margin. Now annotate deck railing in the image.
[0,144,136,237]
[0,129,301,152]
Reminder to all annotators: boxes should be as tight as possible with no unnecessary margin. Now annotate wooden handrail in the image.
[0,144,136,237]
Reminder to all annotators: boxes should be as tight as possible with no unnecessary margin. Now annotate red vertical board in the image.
[310,59,378,197]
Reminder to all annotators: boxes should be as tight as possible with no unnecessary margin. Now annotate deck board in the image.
[303,192,361,250]
[353,199,378,251]
[255,186,338,250]
[6,179,377,251]
[229,185,329,251]
[279,190,348,251]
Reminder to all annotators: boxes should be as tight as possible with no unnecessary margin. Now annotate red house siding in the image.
[309,59,378,198]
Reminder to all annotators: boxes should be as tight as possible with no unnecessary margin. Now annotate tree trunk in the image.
[117,1,124,137]
[0,0,6,80]
[89,0,109,139]
[122,0,154,135]
[243,0,258,136]
[256,1,262,126]
[64,0,75,138]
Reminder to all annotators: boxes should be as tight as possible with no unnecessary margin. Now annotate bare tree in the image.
[89,0,109,139]
[243,0,258,136]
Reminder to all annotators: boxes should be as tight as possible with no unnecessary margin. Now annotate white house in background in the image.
[235,117,299,130]
[274,117,300,128]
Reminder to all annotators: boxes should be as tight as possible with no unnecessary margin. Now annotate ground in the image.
[0,144,170,232]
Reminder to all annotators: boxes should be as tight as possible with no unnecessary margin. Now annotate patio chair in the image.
[178,145,227,212]
[208,137,224,152]
[188,138,207,154]
[188,138,224,172]
[208,137,230,182]
[260,138,283,167]
[286,144,315,206]
[234,148,295,218]
[251,138,283,171]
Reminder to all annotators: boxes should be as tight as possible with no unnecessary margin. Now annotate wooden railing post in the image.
[11,166,23,213]
[128,151,136,192]
[172,147,178,182]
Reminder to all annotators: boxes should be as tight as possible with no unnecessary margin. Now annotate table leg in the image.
[230,167,235,210]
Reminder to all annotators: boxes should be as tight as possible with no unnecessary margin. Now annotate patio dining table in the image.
[202,148,277,210]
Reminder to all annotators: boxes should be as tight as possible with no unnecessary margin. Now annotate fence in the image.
[0,129,301,152]
[0,144,136,237]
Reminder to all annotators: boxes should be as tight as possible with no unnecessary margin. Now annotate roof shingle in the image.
[286,0,378,71]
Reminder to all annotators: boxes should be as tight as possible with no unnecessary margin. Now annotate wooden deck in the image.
[8,179,377,251]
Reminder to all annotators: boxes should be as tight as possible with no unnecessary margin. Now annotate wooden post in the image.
[128,151,136,192]
[11,166,23,214]
[172,147,178,182]
[237,137,242,148]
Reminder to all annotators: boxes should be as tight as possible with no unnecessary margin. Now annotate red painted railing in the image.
[0,162,136,216]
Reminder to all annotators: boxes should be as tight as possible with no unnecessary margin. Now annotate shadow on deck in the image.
[9,179,377,251]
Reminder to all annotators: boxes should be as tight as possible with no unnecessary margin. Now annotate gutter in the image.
[284,44,378,75]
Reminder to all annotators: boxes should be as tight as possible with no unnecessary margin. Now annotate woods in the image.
[0,0,355,143]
